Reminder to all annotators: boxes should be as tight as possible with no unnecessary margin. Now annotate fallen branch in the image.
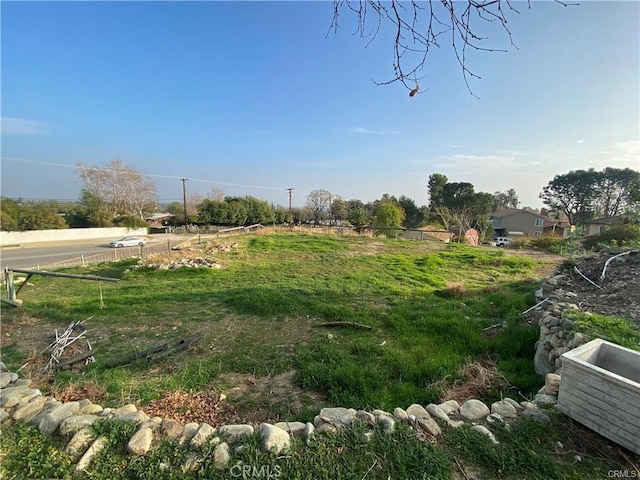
[454,458,470,480]
[53,349,98,371]
[321,321,372,330]
[105,335,199,368]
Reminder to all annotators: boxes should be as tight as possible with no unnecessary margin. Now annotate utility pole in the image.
[181,178,188,233]
[287,188,294,213]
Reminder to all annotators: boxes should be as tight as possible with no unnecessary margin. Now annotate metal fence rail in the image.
[32,241,174,271]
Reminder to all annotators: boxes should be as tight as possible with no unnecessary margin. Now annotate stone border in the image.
[0,368,558,474]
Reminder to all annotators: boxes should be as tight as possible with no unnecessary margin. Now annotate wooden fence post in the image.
[5,269,16,302]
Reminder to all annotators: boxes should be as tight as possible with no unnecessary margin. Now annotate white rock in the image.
[393,407,408,421]
[472,425,499,445]
[258,423,291,454]
[76,437,108,471]
[426,404,450,422]
[65,428,94,461]
[59,415,99,436]
[218,424,254,444]
[213,442,230,469]
[502,398,522,410]
[416,417,442,437]
[438,400,460,415]
[274,421,306,436]
[459,400,489,421]
[406,404,430,420]
[490,400,518,419]
[319,407,357,427]
[355,410,376,425]
[39,402,80,436]
[190,423,216,449]
[127,427,153,455]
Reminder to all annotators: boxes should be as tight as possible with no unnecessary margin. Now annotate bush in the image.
[582,223,640,250]
[113,215,149,229]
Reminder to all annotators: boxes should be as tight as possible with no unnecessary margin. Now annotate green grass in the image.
[1,234,552,410]
[566,311,640,350]
[1,232,636,478]
[0,414,624,480]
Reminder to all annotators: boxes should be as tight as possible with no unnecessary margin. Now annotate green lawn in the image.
[1,232,634,479]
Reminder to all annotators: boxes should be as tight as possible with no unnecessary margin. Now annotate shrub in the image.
[582,223,640,250]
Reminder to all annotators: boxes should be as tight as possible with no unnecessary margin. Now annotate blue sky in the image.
[1,1,638,209]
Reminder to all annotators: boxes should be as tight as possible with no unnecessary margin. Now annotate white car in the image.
[109,237,146,248]
[494,237,512,247]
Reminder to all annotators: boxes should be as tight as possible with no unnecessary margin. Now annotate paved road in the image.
[0,234,186,271]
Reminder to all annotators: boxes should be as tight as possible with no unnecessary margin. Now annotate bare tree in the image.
[306,189,332,224]
[77,159,157,219]
[330,0,575,95]
[207,188,225,202]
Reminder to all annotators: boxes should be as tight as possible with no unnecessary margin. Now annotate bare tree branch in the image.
[331,0,578,96]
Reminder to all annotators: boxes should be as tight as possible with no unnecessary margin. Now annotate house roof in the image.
[585,217,619,225]
[543,219,570,228]
[146,213,175,221]
[491,208,544,219]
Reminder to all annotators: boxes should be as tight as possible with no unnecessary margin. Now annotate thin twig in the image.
[360,459,378,480]
[454,457,470,480]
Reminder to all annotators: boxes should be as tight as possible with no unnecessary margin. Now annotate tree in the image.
[373,201,405,236]
[306,189,332,224]
[429,178,493,232]
[0,197,20,231]
[331,1,571,94]
[197,199,229,225]
[427,174,448,210]
[0,198,70,231]
[77,158,157,219]
[330,196,349,224]
[348,207,371,233]
[594,168,640,218]
[540,169,600,226]
[493,189,519,211]
[397,195,423,228]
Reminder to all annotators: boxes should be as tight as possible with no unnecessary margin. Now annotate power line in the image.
[1,156,289,191]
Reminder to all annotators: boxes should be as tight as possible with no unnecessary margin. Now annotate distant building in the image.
[145,213,174,227]
[584,217,620,236]
[491,208,546,237]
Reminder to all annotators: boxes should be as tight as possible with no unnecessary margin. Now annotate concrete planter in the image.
[557,339,640,454]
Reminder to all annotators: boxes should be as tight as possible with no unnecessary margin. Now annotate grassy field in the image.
[1,231,637,478]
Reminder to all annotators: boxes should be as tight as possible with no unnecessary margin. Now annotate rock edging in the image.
[0,369,556,474]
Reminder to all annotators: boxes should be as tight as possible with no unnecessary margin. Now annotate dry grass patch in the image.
[436,360,511,403]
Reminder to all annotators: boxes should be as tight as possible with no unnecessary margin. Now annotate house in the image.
[145,212,175,227]
[491,209,546,238]
[584,217,619,236]
[543,219,572,238]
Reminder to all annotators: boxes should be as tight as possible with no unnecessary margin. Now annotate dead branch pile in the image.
[43,320,95,372]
